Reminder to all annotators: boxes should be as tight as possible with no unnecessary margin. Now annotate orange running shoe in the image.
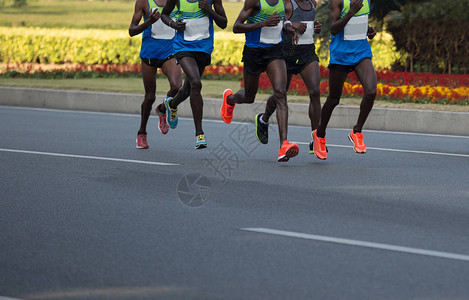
[312,129,327,160]
[221,89,235,124]
[278,140,299,162]
[136,133,149,149]
[348,130,366,153]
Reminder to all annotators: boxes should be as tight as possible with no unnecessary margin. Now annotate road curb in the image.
[1,86,468,136]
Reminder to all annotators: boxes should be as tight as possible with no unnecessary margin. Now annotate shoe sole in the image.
[314,147,327,160]
[164,98,177,129]
[156,105,169,135]
[278,144,299,162]
[136,141,149,149]
[278,155,289,162]
[195,144,207,149]
[348,134,366,154]
[255,114,268,144]
[286,145,299,159]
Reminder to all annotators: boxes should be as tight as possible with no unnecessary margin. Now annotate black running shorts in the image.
[141,55,174,68]
[328,57,372,73]
[242,43,285,75]
[284,44,319,75]
[175,51,212,69]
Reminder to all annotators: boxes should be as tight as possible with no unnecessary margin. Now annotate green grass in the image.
[0,0,243,30]
[0,77,243,97]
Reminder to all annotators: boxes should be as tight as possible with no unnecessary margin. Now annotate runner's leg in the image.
[178,56,205,135]
[265,59,288,144]
[161,58,182,110]
[316,68,348,137]
[299,61,321,131]
[353,58,377,132]
[262,73,293,123]
[227,67,260,106]
[139,61,157,134]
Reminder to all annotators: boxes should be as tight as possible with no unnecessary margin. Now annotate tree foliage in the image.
[0,0,27,7]
[385,0,468,73]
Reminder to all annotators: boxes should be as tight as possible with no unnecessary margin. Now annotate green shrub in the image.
[0,26,394,69]
[0,27,246,65]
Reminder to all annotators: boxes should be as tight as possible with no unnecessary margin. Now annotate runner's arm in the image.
[330,0,362,35]
[232,0,280,33]
[199,0,227,29]
[367,26,376,39]
[161,0,186,31]
[129,0,160,37]
[283,0,298,43]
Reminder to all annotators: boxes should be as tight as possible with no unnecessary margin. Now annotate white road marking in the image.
[241,228,469,263]
[0,296,24,300]
[0,148,180,166]
[295,142,469,158]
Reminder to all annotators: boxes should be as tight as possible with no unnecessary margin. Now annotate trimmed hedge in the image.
[0,27,244,65]
[1,26,392,68]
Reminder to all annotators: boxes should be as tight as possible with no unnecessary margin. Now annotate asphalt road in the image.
[1,105,469,300]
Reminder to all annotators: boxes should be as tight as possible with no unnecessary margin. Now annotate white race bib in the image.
[151,18,175,40]
[183,17,210,41]
[297,21,314,45]
[260,22,283,44]
[344,15,368,41]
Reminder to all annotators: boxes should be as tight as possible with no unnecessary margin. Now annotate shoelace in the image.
[319,138,326,151]
[140,135,148,146]
[355,133,364,146]
[197,135,205,142]
[226,105,234,115]
[170,108,177,120]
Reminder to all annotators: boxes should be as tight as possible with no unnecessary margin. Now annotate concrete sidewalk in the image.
[1,86,468,136]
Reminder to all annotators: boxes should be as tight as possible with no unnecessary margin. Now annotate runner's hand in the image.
[172,19,186,32]
[264,11,281,27]
[293,21,307,34]
[198,0,212,13]
[285,23,298,45]
[314,20,322,34]
[367,26,376,39]
[350,0,363,15]
[148,8,160,24]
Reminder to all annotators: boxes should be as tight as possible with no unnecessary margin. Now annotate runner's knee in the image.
[272,86,287,99]
[143,94,156,104]
[364,86,377,101]
[308,86,320,100]
[189,79,202,93]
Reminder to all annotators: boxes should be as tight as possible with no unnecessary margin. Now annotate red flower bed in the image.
[241,67,469,105]
[2,63,468,104]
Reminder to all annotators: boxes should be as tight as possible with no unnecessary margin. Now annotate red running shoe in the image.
[312,129,327,160]
[278,140,299,162]
[221,89,235,124]
[156,103,169,135]
[136,133,149,149]
[348,130,367,153]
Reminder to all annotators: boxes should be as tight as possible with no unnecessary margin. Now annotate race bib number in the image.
[260,22,283,44]
[344,15,368,41]
[151,18,175,40]
[183,17,210,41]
[297,21,314,45]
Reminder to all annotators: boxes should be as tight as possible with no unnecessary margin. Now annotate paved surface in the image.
[1,105,469,300]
